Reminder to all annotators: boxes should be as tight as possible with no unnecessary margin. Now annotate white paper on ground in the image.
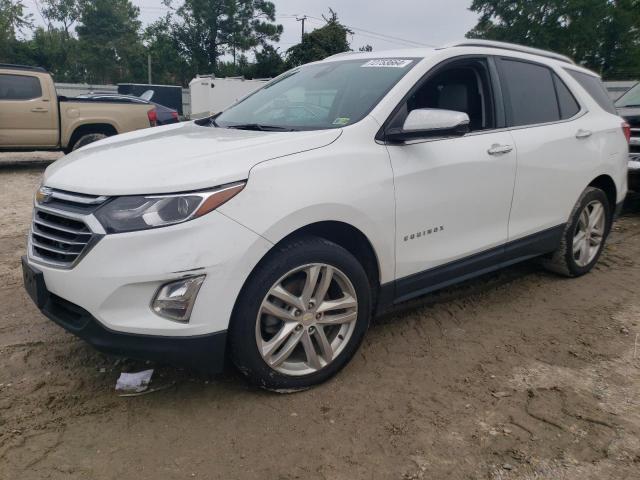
[115,369,154,393]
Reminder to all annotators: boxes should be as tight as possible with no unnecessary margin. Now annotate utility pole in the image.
[147,53,152,85]
[296,15,307,42]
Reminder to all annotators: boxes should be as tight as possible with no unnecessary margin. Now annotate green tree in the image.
[466,0,640,79]
[41,0,80,37]
[145,14,193,85]
[33,1,82,81]
[0,0,32,61]
[165,0,282,75]
[252,44,285,78]
[285,9,352,68]
[76,0,145,83]
[25,26,82,81]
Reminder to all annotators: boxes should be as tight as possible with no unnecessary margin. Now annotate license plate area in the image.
[22,256,49,309]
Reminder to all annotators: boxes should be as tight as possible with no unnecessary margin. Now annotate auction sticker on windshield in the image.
[362,59,413,68]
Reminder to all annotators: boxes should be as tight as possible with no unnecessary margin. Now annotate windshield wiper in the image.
[619,104,640,108]
[226,123,297,132]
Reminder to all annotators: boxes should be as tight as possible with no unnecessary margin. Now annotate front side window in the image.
[615,83,640,109]
[215,58,418,131]
[500,59,560,126]
[0,74,42,100]
[387,58,497,133]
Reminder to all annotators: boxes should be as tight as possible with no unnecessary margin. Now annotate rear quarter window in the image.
[0,74,42,100]
[565,69,617,115]
[553,73,581,119]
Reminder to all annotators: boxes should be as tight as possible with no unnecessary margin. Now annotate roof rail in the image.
[445,40,575,65]
[0,63,48,73]
[324,51,359,61]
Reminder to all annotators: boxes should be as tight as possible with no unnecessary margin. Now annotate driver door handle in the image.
[31,107,49,113]
[487,144,513,155]
[576,129,592,139]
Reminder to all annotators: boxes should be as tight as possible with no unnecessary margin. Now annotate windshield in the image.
[215,58,418,130]
[615,83,640,108]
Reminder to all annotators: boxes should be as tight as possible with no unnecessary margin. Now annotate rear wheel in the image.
[229,236,371,391]
[71,133,108,151]
[543,187,611,277]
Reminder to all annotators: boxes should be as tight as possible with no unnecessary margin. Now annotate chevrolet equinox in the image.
[23,41,630,390]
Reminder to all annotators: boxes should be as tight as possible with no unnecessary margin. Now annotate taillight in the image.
[148,109,158,127]
[623,122,631,144]
[171,111,179,120]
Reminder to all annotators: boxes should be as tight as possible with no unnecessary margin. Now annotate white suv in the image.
[22,41,629,390]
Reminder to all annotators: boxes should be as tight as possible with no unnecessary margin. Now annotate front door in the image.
[0,72,58,147]
[384,57,517,300]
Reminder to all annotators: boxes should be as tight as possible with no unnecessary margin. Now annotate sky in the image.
[24,0,480,52]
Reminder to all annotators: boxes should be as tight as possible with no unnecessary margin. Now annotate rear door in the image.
[497,58,601,243]
[0,72,58,147]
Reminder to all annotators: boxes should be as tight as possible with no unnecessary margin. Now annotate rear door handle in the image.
[576,129,592,139]
[31,107,49,113]
[487,144,513,155]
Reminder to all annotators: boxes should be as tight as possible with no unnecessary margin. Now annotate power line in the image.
[303,16,434,48]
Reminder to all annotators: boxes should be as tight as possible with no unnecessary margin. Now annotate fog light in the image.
[151,275,205,322]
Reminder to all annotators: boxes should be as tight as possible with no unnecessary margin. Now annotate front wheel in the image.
[543,187,611,277]
[229,236,371,391]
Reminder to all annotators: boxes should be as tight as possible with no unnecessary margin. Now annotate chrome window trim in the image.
[382,109,589,146]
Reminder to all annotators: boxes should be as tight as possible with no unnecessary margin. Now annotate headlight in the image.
[95,182,245,233]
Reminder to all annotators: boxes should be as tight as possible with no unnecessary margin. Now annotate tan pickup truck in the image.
[0,64,155,152]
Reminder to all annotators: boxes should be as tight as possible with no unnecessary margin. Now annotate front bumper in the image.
[23,207,273,370]
[23,256,227,371]
[26,210,272,337]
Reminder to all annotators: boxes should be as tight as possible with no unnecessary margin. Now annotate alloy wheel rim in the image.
[573,200,606,267]
[255,263,358,376]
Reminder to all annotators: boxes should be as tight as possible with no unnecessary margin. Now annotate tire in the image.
[229,235,372,391]
[71,133,108,151]
[543,187,611,277]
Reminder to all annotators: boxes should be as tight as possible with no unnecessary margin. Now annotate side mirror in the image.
[385,109,470,143]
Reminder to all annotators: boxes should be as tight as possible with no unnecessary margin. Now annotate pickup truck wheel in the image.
[229,236,371,391]
[543,187,611,277]
[71,133,108,151]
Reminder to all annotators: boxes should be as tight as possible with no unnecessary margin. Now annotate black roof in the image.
[0,63,48,73]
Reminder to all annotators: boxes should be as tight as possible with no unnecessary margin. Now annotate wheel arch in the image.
[277,221,382,294]
[235,220,384,321]
[67,123,118,151]
[588,174,617,214]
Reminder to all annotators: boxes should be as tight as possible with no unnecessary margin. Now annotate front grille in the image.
[29,188,107,268]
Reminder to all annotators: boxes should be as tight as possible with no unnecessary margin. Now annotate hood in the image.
[617,106,640,127]
[44,122,342,195]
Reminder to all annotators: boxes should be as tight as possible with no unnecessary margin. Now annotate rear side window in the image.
[566,69,617,114]
[0,74,42,100]
[553,74,581,119]
[499,59,560,126]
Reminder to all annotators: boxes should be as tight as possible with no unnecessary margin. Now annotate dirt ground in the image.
[1,161,640,480]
